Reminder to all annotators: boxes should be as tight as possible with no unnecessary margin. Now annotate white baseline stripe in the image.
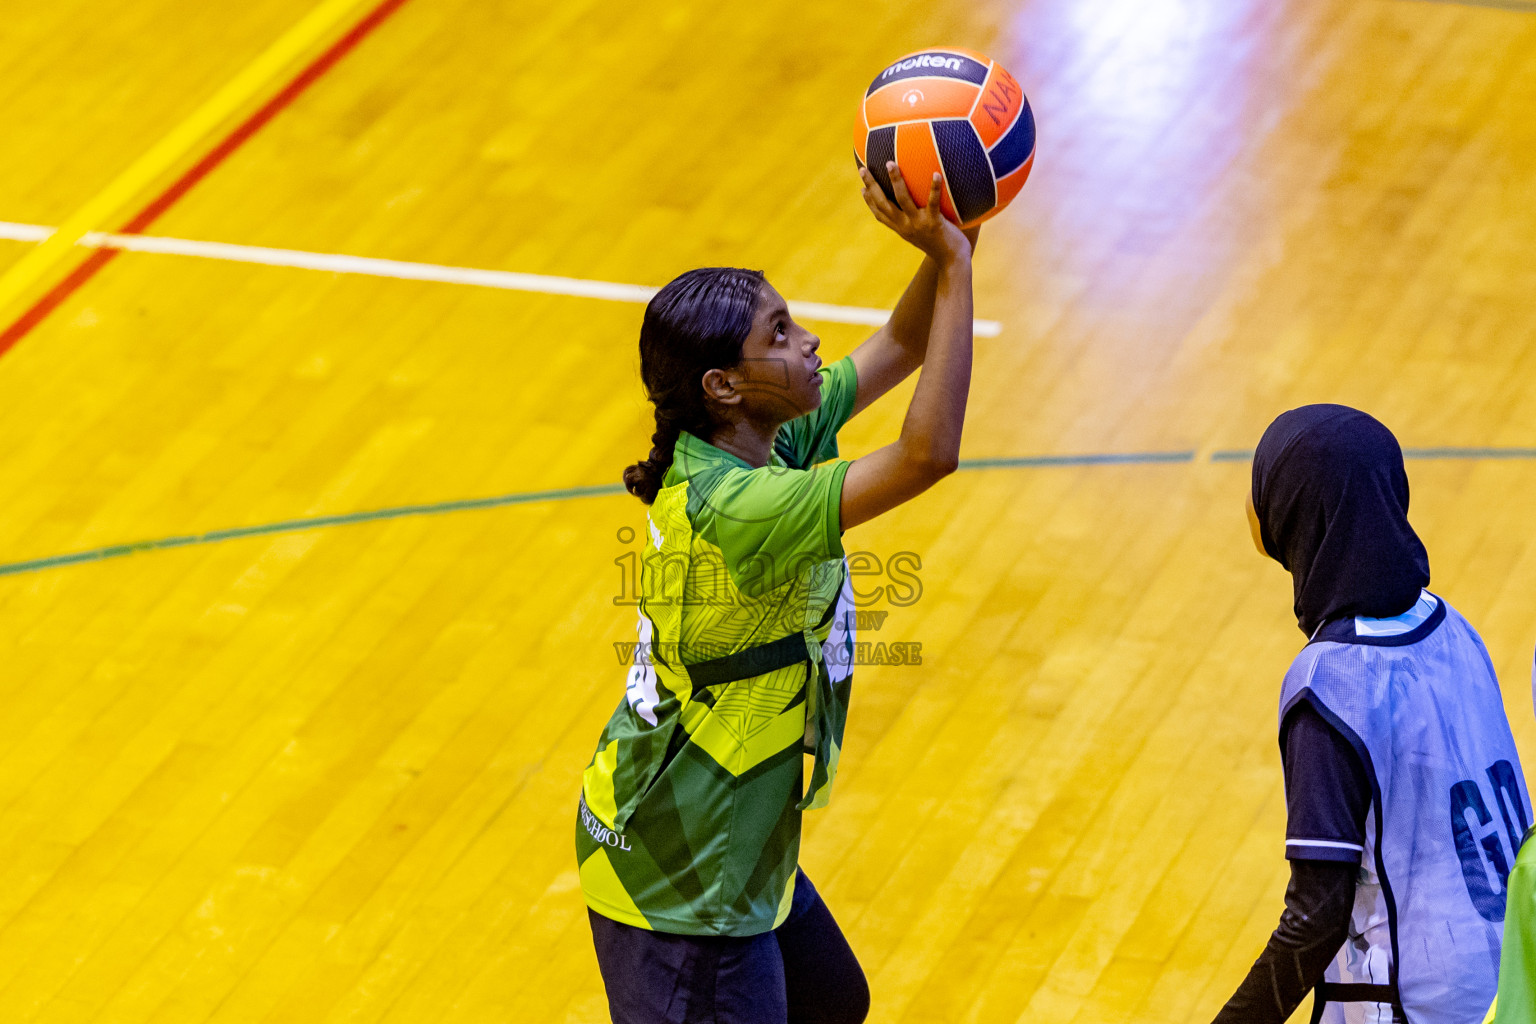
[0,222,51,242]
[0,220,1004,337]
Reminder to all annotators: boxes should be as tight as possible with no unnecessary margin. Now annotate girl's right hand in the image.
[859,162,972,266]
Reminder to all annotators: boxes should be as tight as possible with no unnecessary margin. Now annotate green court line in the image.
[0,483,625,578]
[1210,447,1536,463]
[1402,447,1536,459]
[2,446,1533,579]
[1403,0,1536,12]
[959,451,1195,468]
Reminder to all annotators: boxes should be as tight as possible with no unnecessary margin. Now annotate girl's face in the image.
[729,281,824,425]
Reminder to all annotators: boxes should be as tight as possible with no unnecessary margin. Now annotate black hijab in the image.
[1252,404,1430,637]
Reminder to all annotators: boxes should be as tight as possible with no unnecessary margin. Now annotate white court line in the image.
[0,221,1004,337]
[0,223,50,242]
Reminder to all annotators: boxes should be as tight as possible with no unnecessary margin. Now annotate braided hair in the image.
[623,267,765,504]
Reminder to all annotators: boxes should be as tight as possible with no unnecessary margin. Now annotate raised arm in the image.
[848,226,979,417]
[840,164,974,532]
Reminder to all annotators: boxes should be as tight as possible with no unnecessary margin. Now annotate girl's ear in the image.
[1246,490,1268,558]
[701,368,742,407]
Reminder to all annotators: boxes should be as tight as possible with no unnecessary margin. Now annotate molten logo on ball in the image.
[880,54,964,80]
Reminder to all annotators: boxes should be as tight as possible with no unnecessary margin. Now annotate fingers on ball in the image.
[888,166,918,212]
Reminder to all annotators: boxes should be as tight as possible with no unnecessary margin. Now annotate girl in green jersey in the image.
[579,164,978,1024]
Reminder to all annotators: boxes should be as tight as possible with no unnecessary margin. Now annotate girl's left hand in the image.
[859,164,971,265]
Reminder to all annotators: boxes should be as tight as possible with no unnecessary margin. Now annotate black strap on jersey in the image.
[681,601,840,693]
[1309,982,1405,1024]
[685,632,811,690]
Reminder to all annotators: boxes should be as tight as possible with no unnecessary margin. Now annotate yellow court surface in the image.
[2,0,1535,1020]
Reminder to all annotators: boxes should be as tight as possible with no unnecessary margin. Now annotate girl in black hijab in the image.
[1214,405,1529,1023]
[1250,404,1429,639]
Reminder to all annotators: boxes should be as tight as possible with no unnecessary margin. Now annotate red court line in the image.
[0,0,413,360]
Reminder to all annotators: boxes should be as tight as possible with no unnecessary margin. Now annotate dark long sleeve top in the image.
[1212,703,1372,1023]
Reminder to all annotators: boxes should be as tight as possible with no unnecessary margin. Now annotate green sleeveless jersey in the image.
[1486,825,1536,1024]
[577,356,859,937]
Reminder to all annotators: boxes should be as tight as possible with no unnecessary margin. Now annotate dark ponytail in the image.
[623,267,764,504]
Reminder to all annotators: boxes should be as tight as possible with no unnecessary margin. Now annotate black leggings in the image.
[589,870,869,1024]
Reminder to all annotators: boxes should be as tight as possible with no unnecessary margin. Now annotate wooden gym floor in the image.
[2,0,1535,1020]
